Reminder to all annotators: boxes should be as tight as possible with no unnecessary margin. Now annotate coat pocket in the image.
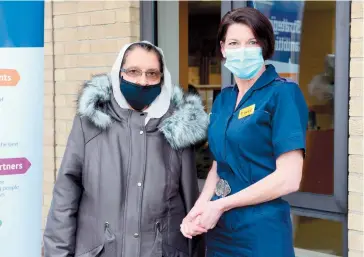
[152,215,189,257]
[75,222,116,257]
[75,244,104,257]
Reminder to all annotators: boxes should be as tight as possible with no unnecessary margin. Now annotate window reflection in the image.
[297,1,336,195]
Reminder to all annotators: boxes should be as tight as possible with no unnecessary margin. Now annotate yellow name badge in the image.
[238,104,255,119]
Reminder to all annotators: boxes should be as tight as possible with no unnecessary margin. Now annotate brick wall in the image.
[42,0,140,236]
[348,2,364,257]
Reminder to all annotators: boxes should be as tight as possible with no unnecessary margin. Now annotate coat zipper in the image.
[104,222,110,230]
[104,222,115,241]
[151,221,163,256]
[136,124,147,256]
[121,110,133,257]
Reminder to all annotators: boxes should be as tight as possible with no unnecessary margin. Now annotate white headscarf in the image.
[110,41,173,124]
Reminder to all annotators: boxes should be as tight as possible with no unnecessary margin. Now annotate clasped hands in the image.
[180,200,225,239]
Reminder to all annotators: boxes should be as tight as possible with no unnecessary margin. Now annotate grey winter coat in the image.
[43,74,209,257]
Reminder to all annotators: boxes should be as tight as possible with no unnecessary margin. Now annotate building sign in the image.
[248,0,305,82]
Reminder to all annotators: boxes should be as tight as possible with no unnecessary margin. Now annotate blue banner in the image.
[248,0,305,80]
[0,1,44,47]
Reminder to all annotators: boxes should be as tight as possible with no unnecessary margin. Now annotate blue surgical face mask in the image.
[224,47,264,80]
[119,77,161,111]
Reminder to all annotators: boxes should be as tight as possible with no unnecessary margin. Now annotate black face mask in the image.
[119,77,162,111]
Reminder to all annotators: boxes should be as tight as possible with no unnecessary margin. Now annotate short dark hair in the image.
[121,42,164,73]
[217,7,275,60]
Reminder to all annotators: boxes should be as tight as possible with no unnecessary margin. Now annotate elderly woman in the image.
[43,41,208,257]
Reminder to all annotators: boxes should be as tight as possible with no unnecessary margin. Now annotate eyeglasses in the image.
[120,67,163,82]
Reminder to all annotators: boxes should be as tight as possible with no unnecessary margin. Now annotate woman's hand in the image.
[180,201,209,238]
[189,200,225,230]
[186,200,208,221]
[180,216,207,239]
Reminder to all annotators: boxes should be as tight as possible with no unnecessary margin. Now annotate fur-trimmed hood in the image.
[77,74,209,149]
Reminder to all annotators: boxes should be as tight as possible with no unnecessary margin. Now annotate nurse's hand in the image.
[192,201,225,230]
[180,216,207,239]
[180,201,210,238]
[186,200,208,222]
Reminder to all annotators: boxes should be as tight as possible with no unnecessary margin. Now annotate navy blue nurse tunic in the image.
[206,65,308,257]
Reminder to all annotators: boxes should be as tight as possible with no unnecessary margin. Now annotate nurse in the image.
[180,7,308,257]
